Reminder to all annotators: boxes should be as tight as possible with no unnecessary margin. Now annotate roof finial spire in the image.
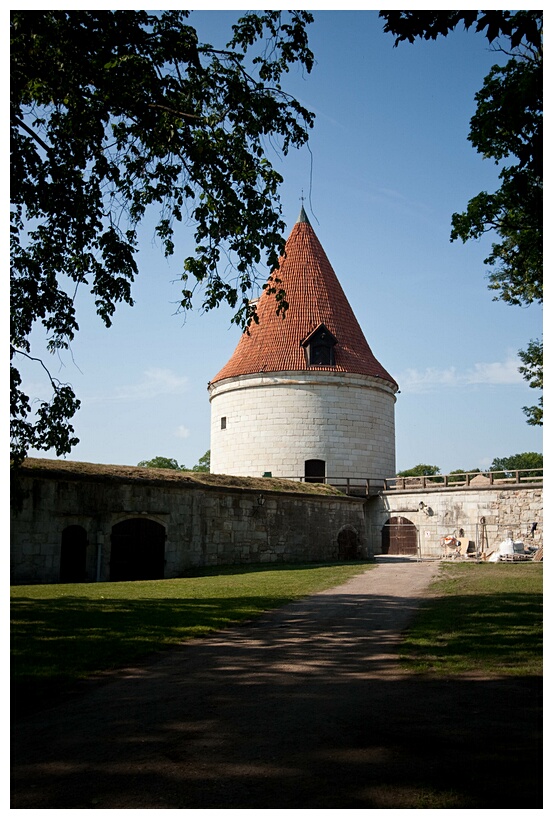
[297,191,310,225]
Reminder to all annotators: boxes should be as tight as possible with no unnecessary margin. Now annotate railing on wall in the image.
[280,476,385,496]
[277,468,543,497]
[385,468,543,491]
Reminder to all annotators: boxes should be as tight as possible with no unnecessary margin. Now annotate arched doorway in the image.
[305,459,325,483]
[337,525,360,560]
[60,525,88,582]
[381,516,418,555]
[110,518,166,581]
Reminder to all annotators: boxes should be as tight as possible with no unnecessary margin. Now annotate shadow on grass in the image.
[13,580,542,719]
[11,594,291,717]
[12,562,377,718]
[12,586,542,808]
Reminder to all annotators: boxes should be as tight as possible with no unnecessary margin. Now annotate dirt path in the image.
[11,558,542,809]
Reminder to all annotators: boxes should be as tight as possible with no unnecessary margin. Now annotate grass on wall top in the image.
[16,458,347,496]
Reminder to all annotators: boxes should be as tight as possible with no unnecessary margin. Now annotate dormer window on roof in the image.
[209,209,398,388]
[301,324,337,367]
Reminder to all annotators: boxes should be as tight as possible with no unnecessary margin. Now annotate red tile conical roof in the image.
[211,209,397,388]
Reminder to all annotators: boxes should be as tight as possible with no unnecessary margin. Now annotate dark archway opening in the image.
[337,526,360,560]
[110,518,166,581]
[381,516,418,555]
[305,459,326,484]
[60,525,88,583]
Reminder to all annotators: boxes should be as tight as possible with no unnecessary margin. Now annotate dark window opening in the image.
[311,343,334,366]
[221,416,227,429]
[301,324,337,367]
[305,459,326,483]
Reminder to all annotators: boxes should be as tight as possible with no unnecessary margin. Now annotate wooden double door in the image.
[382,516,418,555]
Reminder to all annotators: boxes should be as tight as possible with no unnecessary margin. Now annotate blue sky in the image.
[18,5,543,475]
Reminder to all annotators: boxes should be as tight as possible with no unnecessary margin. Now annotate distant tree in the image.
[380,11,542,425]
[489,452,542,477]
[138,456,184,471]
[138,450,210,472]
[397,464,440,478]
[190,450,210,473]
[11,10,315,466]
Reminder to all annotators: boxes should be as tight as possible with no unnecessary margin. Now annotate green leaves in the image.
[489,452,542,475]
[518,339,543,426]
[380,10,542,51]
[11,10,315,462]
[10,356,81,468]
[397,464,440,478]
[137,456,184,471]
[380,10,542,427]
[137,450,210,472]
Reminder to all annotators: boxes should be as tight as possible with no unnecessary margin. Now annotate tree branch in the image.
[11,347,68,393]
[13,115,52,155]
[147,103,203,121]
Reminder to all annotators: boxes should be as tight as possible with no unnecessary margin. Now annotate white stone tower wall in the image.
[209,371,396,480]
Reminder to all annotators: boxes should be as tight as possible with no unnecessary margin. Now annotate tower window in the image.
[301,324,337,367]
[311,342,334,366]
[221,417,227,430]
[305,459,326,483]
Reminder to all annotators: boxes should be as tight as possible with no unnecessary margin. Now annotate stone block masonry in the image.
[367,485,543,558]
[11,461,542,583]
[10,462,367,584]
[209,371,396,481]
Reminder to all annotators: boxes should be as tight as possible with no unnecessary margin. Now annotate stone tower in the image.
[208,208,398,482]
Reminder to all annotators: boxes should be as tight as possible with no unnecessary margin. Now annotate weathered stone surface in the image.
[368,486,542,557]
[11,462,542,583]
[11,469,366,584]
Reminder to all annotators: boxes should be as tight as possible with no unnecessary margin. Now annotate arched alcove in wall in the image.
[337,525,360,560]
[110,518,166,581]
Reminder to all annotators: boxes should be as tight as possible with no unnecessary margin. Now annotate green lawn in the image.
[11,561,373,711]
[12,560,543,717]
[400,562,543,676]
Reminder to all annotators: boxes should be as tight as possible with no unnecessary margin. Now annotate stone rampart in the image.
[10,465,367,584]
[10,462,543,583]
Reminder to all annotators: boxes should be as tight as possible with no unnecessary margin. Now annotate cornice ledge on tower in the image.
[208,369,399,397]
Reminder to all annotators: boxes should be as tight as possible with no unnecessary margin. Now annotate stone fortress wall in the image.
[10,464,367,585]
[10,462,542,584]
[368,483,543,557]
